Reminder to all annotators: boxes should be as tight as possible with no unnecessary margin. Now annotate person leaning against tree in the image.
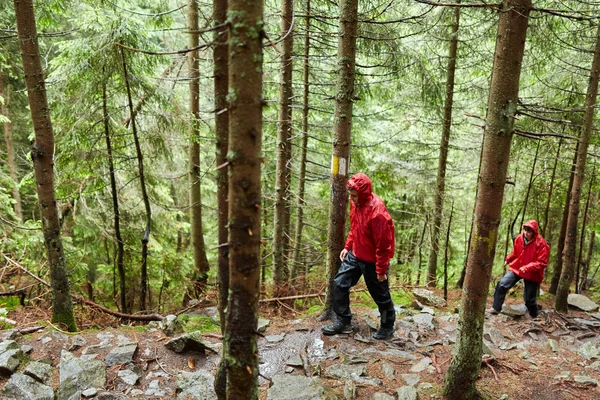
[322,173,396,340]
[490,220,550,318]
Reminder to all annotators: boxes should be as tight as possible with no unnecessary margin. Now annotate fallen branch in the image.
[259,292,324,303]
[73,295,162,321]
[482,355,499,382]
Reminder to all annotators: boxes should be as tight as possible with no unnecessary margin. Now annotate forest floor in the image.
[3,283,600,400]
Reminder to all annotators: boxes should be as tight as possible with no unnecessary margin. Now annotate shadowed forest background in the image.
[2,0,600,398]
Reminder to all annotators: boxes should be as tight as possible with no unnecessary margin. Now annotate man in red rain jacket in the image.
[491,220,550,318]
[322,173,396,340]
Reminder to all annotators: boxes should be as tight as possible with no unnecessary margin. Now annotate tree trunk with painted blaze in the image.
[555,23,600,312]
[13,0,77,331]
[222,0,263,396]
[427,4,460,287]
[444,1,531,398]
[322,0,359,318]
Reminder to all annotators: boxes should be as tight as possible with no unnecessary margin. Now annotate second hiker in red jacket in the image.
[322,173,396,340]
[491,220,550,318]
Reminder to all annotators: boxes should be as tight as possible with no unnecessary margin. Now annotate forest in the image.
[2,0,600,398]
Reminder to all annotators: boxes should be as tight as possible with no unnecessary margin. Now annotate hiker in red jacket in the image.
[322,173,396,340]
[491,220,550,318]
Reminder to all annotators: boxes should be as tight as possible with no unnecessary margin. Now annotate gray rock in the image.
[587,361,600,371]
[396,386,418,400]
[361,347,417,360]
[0,339,19,352]
[0,373,54,400]
[412,288,446,307]
[381,362,395,380]
[574,375,599,386]
[567,294,599,312]
[501,304,527,317]
[0,330,22,341]
[326,364,366,380]
[372,394,394,400]
[59,350,106,393]
[96,391,129,399]
[176,370,216,399]
[21,344,33,354]
[578,342,599,359]
[117,369,139,385]
[484,326,506,347]
[267,375,326,400]
[400,374,420,386]
[574,318,600,328]
[52,330,69,342]
[286,355,304,367]
[344,380,356,400]
[104,343,138,366]
[162,314,184,337]
[24,361,53,384]
[546,339,560,353]
[0,346,23,375]
[257,318,270,333]
[412,313,435,330]
[410,357,432,373]
[145,379,169,398]
[81,388,98,397]
[165,332,219,354]
[266,333,286,343]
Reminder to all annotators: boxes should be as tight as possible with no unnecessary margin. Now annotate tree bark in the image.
[0,75,22,221]
[102,78,127,314]
[120,47,152,312]
[188,0,211,295]
[548,142,578,293]
[444,1,531,398]
[555,23,600,312]
[272,0,295,293]
[427,4,460,287]
[13,0,77,331]
[290,0,311,282]
[223,0,263,396]
[575,170,593,294]
[541,137,562,238]
[322,0,359,318]
[580,230,595,292]
[213,0,229,394]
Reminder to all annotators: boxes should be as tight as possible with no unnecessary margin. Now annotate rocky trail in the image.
[0,288,599,399]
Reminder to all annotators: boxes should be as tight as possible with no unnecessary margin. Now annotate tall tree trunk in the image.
[102,78,127,314]
[549,142,578,293]
[555,23,600,312]
[13,0,77,331]
[272,0,294,293]
[541,137,563,238]
[213,0,229,393]
[443,201,454,301]
[580,230,595,292]
[427,4,460,287]
[575,171,594,293]
[223,0,263,396]
[416,216,428,286]
[120,47,152,312]
[519,140,540,227]
[322,0,359,318]
[213,0,230,336]
[290,0,311,281]
[188,0,211,296]
[444,1,531,398]
[0,75,22,221]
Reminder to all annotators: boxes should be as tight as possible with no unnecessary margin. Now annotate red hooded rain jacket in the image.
[505,220,550,283]
[344,173,395,275]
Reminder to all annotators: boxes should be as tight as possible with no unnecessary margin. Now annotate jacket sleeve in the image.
[372,214,394,275]
[521,240,550,273]
[344,229,354,251]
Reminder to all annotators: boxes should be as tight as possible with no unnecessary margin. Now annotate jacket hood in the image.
[347,173,373,206]
[523,220,539,236]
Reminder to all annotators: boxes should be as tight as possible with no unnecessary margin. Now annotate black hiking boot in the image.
[373,325,394,340]
[321,320,352,335]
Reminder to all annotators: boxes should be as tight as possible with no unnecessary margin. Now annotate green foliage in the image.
[390,287,413,308]
[182,316,221,334]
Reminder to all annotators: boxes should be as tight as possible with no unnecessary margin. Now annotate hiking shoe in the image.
[373,326,394,340]
[321,320,352,335]
[488,308,500,315]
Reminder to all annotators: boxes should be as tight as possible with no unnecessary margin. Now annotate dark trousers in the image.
[333,251,395,327]
[493,271,540,317]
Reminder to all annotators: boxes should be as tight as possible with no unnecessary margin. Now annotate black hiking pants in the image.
[493,271,540,317]
[332,251,395,327]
